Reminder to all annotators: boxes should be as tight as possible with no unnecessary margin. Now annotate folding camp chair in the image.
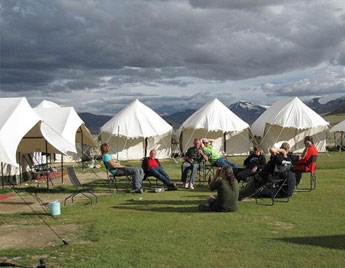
[64,167,97,205]
[200,161,215,185]
[255,161,292,206]
[103,162,132,191]
[297,155,317,192]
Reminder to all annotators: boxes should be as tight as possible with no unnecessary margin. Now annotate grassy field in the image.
[1,153,345,268]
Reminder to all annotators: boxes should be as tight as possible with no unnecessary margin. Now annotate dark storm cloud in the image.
[1,0,345,100]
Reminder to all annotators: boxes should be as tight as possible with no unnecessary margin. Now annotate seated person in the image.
[181,138,208,190]
[293,136,318,186]
[101,143,144,193]
[235,145,266,182]
[239,142,292,200]
[142,149,178,191]
[198,166,239,212]
[201,138,238,168]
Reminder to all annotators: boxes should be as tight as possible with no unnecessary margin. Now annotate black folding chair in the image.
[255,161,292,206]
[64,167,97,205]
[200,160,215,185]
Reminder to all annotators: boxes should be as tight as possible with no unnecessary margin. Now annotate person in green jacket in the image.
[198,165,239,212]
[201,138,238,168]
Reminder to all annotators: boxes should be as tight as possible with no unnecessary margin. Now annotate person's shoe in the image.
[189,183,195,190]
[167,183,178,191]
[183,182,189,189]
[130,188,144,194]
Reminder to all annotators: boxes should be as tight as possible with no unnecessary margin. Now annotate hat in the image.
[202,138,209,144]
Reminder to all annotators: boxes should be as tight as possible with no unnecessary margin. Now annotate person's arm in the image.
[199,148,208,162]
[107,159,125,169]
[270,147,287,158]
[208,167,221,190]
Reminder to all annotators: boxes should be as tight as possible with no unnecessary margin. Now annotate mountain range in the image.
[79,96,345,134]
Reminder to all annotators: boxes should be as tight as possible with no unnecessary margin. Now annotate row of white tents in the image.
[1,96,345,175]
[98,96,338,160]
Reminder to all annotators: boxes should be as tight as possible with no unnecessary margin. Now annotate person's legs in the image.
[214,158,238,169]
[189,163,200,185]
[295,171,302,186]
[121,167,143,190]
[239,177,257,200]
[236,168,254,182]
[181,162,192,184]
[150,166,172,186]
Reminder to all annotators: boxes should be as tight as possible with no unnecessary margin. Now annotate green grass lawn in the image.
[1,153,345,267]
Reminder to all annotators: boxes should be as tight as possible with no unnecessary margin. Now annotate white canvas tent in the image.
[34,100,96,162]
[180,98,251,156]
[251,97,329,153]
[100,99,172,160]
[330,120,345,149]
[0,97,73,180]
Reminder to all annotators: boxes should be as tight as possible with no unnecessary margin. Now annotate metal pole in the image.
[223,132,227,155]
[61,154,64,184]
[1,162,4,190]
[117,126,119,161]
[46,141,49,189]
[18,152,22,185]
[80,127,84,170]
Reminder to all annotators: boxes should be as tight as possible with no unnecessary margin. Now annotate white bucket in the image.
[49,200,61,216]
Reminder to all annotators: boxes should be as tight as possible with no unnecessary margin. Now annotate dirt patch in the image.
[0,224,86,249]
[0,171,108,214]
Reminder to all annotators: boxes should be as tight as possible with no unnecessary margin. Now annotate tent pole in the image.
[79,127,84,170]
[45,141,49,189]
[1,162,4,190]
[223,132,227,155]
[61,154,64,184]
[18,152,22,185]
[144,137,148,157]
[117,126,119,161]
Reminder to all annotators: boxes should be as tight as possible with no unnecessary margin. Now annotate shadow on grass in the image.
[111,198,206,213]
[111,205,199,213]
[275,234,345,250]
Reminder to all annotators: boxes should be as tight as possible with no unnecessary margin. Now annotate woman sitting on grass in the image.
[198,166,239,212]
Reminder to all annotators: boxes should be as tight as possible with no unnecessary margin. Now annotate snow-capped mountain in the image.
[228,101,268,124]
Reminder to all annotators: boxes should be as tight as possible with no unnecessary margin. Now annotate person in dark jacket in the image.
[239,142,292,200]
[235,145,266,182]
[142,149,177,190]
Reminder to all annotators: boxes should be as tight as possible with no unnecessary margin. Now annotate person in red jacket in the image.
[293,136,318,186]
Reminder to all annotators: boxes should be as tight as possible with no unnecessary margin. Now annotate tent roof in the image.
[34,103,96,148]
[330,119,345,133]
[35,100,60,108]
[251,97,329,137]
[100,99,172,138]
[181,98,249,132]
[0,97,72,165]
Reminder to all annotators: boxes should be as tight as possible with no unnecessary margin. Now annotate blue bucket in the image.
[49,200,61,216]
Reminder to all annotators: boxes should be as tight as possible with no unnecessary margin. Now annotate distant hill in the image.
[162,109,196,129]
[79,112,112,134]
[305,96,345,115]
[229,101,268,124]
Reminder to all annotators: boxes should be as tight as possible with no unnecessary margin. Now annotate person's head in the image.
[280,142,290,152]
[202,138,209,146]
[193,138,201,148]
[304,136,314,146]
[253,145,262,155]
[149,149,157,158]
[100,143,110,155]
[219,166,236,191]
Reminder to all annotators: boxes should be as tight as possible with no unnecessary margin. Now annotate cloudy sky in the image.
[1,0,345,115]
